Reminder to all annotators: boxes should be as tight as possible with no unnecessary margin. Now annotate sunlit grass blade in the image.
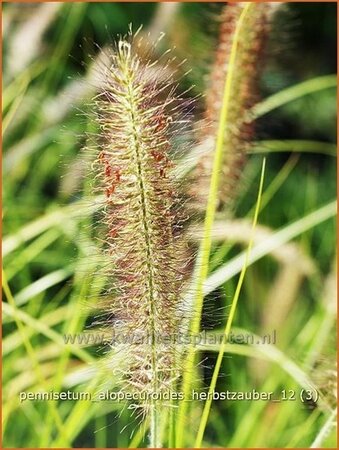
[175,4,254,445]
[251,139,336,157]
[310,408,337,448]
[194,158,265,448]
[204,199,336,295]
[2,271,70,445]
[2,301,93,364]
[250,74,336,119]
[197,326,319,394]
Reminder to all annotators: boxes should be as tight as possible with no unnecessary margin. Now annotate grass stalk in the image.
[194,159,265,447]
[2,271,70,445]
[175,4,253,446]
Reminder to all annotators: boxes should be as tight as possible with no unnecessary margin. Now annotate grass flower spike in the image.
[90,36,190,447]
[194,2,272,210]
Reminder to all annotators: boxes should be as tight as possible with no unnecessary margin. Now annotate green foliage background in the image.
[2,2,337,448]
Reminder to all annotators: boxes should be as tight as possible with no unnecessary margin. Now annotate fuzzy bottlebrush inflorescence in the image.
[88,37,191,424]
[192,2,273,210]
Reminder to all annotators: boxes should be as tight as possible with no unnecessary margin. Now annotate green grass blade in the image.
[2,301,93,364]
[251,139,336,157]
[194,159,266,448]
[310,408,337,448]
[251,74,336,119]
[205,199,336,295]
[175,5,253,445]
[2,271,70,445]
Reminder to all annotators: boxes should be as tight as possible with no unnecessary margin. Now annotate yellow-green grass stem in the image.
[2,270,70,445]
[175,4,253,446]
[194,159,263,447]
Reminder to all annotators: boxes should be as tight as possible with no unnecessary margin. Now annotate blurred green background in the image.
[2,2,337,448]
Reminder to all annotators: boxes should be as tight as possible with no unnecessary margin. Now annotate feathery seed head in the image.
[192,3,273,210]
[88,35,191,412]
